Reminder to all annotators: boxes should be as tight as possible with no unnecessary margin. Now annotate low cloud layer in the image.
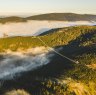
[0,20,96,37]
[0,47,53,80]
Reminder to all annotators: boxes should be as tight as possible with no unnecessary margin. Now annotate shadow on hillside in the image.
[0,52,75,94]
[39,28,62,36]
[33,28,50,36]
[0,31,96,95]
[57,30,96,56]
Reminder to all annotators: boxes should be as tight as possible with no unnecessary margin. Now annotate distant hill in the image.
[0,16,26,24]
[0,13,96,23]
[26,13,96,21]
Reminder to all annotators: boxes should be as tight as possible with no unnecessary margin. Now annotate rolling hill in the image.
[0,16,26,24]
[0,25,96,95]
[0,26,95,52]
[0,13,96,23]
[26,13,96,21]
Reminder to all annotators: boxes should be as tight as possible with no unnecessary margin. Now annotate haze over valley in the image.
[0,20,96,37]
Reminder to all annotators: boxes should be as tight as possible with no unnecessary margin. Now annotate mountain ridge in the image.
[0,25,95,52]
[0,13,96,23]
[26,13,96,21]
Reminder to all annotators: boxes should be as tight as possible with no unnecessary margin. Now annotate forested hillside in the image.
[0,26,96,95]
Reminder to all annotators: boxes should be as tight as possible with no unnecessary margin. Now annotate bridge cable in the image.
[37,37,79,64]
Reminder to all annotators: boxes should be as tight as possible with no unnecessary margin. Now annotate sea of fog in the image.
[0,47,54,80]
[0,20,96,37]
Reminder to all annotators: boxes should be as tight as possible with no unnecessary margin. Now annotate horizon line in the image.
[0,12,96,17]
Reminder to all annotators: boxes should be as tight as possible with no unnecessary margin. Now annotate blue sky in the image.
[0,0,96,15]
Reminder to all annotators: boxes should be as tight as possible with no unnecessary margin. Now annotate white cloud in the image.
[0,47,54,80]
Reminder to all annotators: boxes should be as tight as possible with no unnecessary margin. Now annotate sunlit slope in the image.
[0,26,95,52]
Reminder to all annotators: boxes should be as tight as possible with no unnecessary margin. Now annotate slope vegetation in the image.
[0,26,96,95]
[0,26,95,52]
